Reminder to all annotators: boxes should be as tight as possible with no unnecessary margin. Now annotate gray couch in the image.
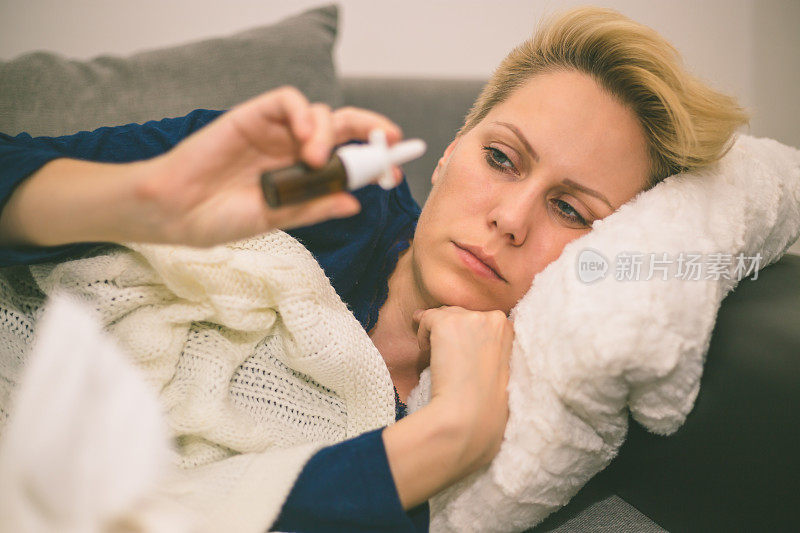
[2,4,797,531]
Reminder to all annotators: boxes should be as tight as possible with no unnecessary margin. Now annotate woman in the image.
[0,7,748,531]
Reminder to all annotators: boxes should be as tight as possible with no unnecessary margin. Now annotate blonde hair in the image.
[460,7,750,188]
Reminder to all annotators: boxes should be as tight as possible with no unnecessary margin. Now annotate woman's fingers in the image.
[413,306,454,353]
[301,103,336,168]
[236,91,404,172]
[332,106,406,187]
[414,308,433,352]
[332,106,403,145]
[226,86,314,155]
[207,88,409,235]
[233,89,404,158]
[265,191,361,230]
[256,86,313,140]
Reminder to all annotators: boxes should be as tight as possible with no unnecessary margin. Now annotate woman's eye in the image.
[483,146,517,173]
[552,199,588,227]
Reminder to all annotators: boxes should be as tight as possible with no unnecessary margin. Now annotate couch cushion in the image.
[0,4,341,136]
[535,495,666,533]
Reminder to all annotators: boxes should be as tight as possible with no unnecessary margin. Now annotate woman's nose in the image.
[488,185,541,246]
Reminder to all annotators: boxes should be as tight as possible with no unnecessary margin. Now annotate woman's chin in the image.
[412,249,513,311]
[425,273,508,312]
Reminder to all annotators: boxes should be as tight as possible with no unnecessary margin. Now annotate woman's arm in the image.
[0,157,158,247]
[0,87,403,253]
[387,306,514,508]
[0,109,224,262]
[275,306,512,531]
[382,401,479,510]
[273,400,470,532]
[274,427,430,532]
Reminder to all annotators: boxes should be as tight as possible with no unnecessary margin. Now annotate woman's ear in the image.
[432,138,460,185]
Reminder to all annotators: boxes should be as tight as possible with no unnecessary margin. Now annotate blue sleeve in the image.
[0,109,225,267]
[272,426,429,532]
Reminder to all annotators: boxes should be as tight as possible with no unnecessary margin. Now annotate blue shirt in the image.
[0,110,429,532]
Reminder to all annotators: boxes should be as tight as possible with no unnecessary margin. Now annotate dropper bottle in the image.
[261,129,426,207]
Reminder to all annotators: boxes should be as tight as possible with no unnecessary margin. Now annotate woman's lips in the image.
[453,242,506,282]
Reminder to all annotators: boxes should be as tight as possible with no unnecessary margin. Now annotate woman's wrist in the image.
[0,157,167,247]
[381,400,482,510]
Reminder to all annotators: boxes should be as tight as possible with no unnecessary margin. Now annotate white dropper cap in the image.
[336,129,427,190]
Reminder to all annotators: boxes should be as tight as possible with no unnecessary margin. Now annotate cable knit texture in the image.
[0,135,798,532]
[0,230,396,532]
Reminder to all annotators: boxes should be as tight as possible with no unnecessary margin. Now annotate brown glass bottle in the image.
[260,156,348,208]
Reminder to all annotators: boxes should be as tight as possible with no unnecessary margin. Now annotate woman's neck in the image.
[369,243,433,402]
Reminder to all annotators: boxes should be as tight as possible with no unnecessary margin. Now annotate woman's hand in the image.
[381,306,513,510]
[138,86,403,246]
[414,306,513,471]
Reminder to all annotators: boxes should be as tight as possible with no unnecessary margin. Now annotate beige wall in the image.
[1,0,798,251]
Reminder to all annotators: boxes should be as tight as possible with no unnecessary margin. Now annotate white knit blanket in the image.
[0,134,798,532]
[0,232,397,532]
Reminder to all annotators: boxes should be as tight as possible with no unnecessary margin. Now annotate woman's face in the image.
[410,69,651,313]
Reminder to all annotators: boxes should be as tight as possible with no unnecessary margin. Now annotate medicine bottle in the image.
[261,130,426,207]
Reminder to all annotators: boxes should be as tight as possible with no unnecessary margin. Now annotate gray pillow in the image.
[0,4,341,137]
